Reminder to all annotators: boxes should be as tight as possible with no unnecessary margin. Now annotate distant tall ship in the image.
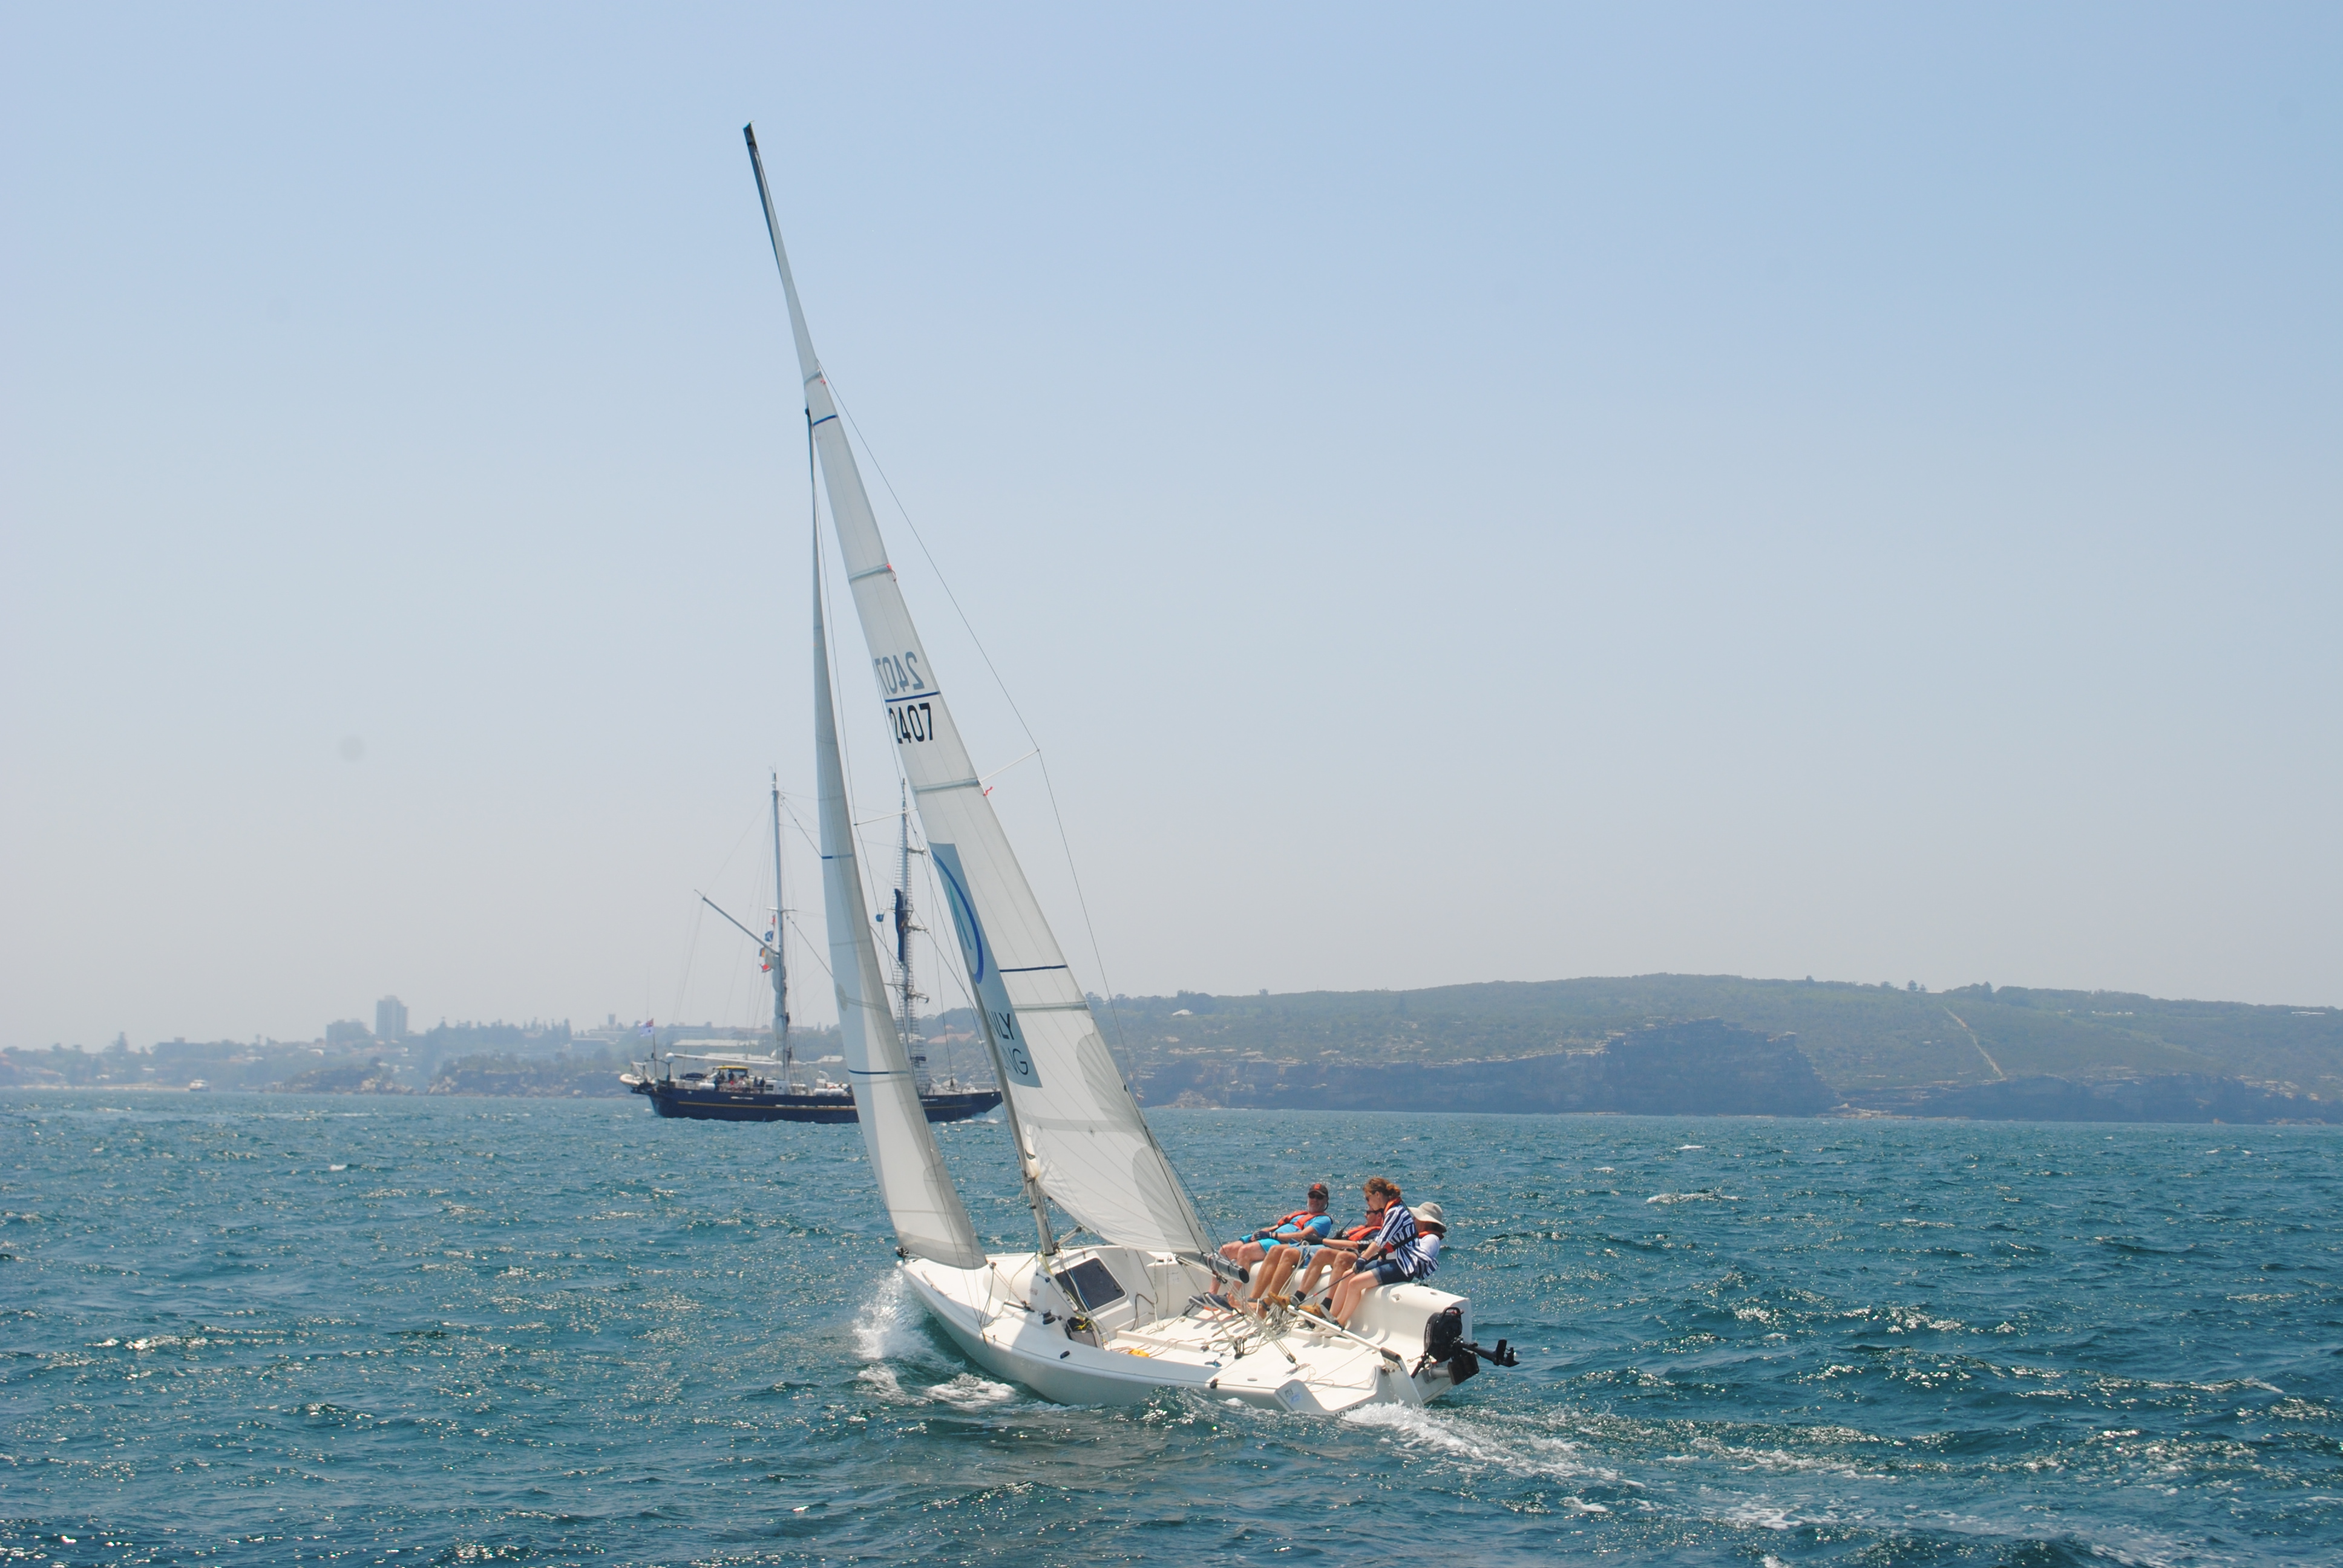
[623,777,1001,1124]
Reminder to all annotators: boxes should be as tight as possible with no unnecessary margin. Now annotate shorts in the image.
[1370,1258,1412,1287]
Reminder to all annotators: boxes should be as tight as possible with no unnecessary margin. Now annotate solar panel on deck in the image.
[1050,1258,1124,1308]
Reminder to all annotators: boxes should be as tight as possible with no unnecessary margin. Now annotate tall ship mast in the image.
[769,771,793,1085]
[891,781,930,1094]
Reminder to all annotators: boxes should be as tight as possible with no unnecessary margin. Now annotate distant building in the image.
[326,1019,373,1048]
[375,996,408,1040]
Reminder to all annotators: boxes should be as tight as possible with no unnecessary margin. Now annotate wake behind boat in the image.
[743,125,1515,1409]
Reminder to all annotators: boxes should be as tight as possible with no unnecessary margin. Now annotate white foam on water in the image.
[856,1362,913,1403]
[1715,1492,2206,1568]
[851,1270,933,1365]
[1646,1190,1737,1204]
[925,1371,1020,1411]
[850,1269,982,1408]
[1341,1400,1625,1487]
[1716,1501,1803,1531]
[1689,1437,1875,1479]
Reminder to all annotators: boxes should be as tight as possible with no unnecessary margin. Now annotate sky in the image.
[3,5,2338,1049]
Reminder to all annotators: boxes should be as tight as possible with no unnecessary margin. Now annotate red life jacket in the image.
[1339,1222,1377,1243]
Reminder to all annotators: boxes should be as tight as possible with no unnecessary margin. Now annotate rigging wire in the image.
[826,379,1144,1086]
[669,900,706,1039]
[782,910,896,1024]
[673,797,772,1034]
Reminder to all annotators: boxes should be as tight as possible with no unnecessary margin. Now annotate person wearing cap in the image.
[1217,1181,1334,1282]
[1244,1192,1380,1310]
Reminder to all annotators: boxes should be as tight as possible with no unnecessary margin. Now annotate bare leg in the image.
[1299,1249,1355,1305]
[1247,1245,1300,1303]
[1215,1238,1269,1299]
[1332,1263,1383,1327]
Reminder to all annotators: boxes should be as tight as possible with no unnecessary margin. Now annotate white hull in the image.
[900,1247,1476,1412]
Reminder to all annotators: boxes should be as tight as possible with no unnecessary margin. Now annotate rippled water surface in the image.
[2,1094,2338,1566]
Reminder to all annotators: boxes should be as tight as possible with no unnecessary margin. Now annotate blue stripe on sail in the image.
[931,848,986,982]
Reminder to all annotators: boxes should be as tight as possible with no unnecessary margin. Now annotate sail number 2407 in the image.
[876,652,935,745]
[890,701,934,744]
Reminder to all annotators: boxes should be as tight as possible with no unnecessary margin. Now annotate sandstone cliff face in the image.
[1134,1019,1835,1116]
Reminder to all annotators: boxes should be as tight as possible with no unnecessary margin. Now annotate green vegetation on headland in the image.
[6,976,2333,1121]
[1095,976,2342,1105]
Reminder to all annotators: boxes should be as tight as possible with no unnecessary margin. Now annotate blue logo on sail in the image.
[929,842,1040,1089]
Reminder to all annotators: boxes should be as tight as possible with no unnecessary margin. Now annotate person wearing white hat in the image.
[1410,1201,1447,1275]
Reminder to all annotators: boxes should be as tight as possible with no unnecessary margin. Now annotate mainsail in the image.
[748,125,1208,1257]
[816,544,985,1269]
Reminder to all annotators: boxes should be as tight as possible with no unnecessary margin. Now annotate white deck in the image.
[901,1246,1473,1411]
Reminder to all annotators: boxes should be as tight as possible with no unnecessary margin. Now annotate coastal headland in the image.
[6,975,2334,1123]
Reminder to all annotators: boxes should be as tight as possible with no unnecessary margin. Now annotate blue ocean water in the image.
[2,1094,2336,1567]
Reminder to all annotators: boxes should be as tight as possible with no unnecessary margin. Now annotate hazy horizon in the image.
[15,964,2333,1056]
[5,5,2338,1049]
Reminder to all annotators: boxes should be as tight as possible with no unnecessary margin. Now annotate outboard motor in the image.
[1416,1304,1520,1384]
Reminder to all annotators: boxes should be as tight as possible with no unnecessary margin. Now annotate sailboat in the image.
[746,125,1510,1409]
[623,776,1002,1123]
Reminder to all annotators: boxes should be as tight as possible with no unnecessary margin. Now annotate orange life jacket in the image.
[1256,1207,1323,1241]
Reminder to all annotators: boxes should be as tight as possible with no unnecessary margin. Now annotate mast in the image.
[769,771,791,1085]
[894,780,929,1093]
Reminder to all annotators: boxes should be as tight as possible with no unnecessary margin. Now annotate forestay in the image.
[815,552,984,1269]
[749,129,1208,1258]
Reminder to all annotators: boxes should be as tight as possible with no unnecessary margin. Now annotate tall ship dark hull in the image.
[631,1077,1000,1124]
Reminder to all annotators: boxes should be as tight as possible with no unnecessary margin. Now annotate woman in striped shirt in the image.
[1331,1176,1428,1328]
